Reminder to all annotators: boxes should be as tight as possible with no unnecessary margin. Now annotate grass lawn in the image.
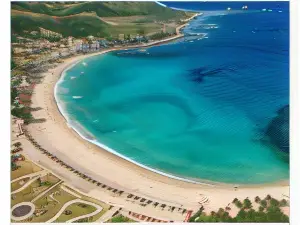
[11,160,42,180]
[60,185,110,222]
[11,174,60,207]
[55,202,97,222]
[31,185,77,222]
[11,177,30,192]
[107,214,136,223]
[11,180,47,206]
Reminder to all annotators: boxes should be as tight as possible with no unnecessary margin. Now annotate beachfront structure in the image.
[16,119,24,136]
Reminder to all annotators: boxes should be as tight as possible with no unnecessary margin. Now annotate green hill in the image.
[11,2,192,38]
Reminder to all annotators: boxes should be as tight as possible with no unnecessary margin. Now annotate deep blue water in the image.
[56,2,289,184]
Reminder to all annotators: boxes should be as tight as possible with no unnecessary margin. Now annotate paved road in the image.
[95,206,119,222]
[46,199,102,223]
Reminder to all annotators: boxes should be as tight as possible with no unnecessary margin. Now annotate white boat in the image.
[268,9,273,12]
[227,7,231,11]
[278,10,283,13]
[82,62,87,66]
[81,72,84,74]
[262,9,267,12]
[72,96,83,99]
[70,76,76,80]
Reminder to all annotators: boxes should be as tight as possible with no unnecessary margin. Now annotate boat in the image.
[72,96,83,99]
[227,7,231,11]
[262,9,267,12]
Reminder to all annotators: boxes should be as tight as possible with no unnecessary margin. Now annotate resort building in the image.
[39,27,63,38]
[118,34,125,41]
[68,36,73,47]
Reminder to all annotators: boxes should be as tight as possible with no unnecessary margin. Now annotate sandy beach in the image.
[14,13,289,220]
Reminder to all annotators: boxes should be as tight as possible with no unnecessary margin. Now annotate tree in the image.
[236,209,246,220]
[270,198,279,207]
[232,198,238,203]
[243,198,252,209]
[279,199,288,207]
[259,206,265,212]
[189,207,203,222]
[255,196,261,203]
[260,200,267,208]
[265,194,272,200]
[235,200,243,209]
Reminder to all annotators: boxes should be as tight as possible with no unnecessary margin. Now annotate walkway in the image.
[31,180,63,203]
[96,206,119,222]
[46,199,102,223]
[60,185,82,198]
[11,170,46,183]
[11,171,48,194]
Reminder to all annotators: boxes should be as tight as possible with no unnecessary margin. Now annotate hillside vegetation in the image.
[11,2,191,38]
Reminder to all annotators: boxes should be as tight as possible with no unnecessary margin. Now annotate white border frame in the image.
[1,0,298,225]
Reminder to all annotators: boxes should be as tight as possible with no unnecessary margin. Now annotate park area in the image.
[10,145,126,223]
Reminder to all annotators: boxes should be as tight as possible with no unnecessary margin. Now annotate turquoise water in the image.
[56,8,289,184]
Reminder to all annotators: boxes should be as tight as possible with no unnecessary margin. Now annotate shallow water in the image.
[56,4,289,184]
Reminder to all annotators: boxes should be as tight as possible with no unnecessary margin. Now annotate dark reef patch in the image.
[265,105,289,154]
[187,65,237,83]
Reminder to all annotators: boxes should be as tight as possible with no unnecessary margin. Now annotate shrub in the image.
[111,215,130,223]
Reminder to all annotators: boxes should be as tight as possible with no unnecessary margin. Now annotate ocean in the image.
[55,1,289,184]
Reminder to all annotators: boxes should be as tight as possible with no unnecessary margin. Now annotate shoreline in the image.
[54,48,289,188]
[22,13,289,213]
